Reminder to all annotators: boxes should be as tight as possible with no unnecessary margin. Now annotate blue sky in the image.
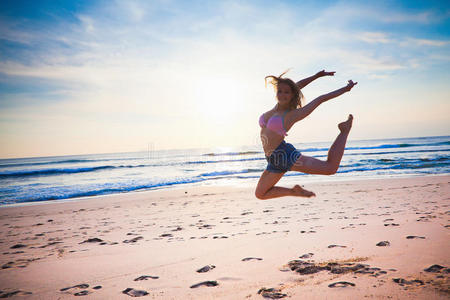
[0,0,449,158]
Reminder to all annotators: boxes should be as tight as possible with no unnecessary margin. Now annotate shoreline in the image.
[2,173,448,209]
[2,135,448,207]
[0,175,449,299]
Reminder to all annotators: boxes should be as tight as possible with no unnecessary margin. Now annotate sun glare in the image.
[194,77,243,123]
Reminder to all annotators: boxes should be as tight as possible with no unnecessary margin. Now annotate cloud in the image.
[358,32,392,44]
[116,0,147,22]
[0,19,34,45]
[380,11,434,24]
[1,1,447,82]
[406,38,449,47]
[76,14,95,34]
[351,56,405,72]
[357,31,449,48]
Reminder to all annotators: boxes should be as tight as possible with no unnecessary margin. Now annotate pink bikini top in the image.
[259,111,288,136]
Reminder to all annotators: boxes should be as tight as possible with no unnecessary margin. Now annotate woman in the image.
[255,69,357,200]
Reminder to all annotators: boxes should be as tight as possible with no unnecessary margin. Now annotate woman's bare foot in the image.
[292,185,316,197]
[338,114,353,133]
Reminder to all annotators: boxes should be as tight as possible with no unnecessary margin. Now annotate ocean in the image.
[0,135,449,206]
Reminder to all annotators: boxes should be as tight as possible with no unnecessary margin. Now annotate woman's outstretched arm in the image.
[288,80,357,124]
[296,70,335,89]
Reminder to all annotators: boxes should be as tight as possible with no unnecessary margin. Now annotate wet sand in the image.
[0,175,449,299]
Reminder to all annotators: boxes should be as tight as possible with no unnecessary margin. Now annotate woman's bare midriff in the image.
[260,128,285,157]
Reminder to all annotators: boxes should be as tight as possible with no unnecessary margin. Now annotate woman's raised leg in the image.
[328,114,353,171]
[291,114,353,175]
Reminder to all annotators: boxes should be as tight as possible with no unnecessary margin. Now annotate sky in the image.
[0,0,449,159]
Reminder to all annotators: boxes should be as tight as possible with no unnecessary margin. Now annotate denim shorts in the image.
[265,141,302,173]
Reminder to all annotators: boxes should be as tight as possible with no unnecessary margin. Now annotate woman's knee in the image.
[254,188,266,200]
[324,163,338,175]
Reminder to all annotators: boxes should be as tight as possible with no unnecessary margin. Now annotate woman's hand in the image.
[345,80,357,91]
[316,70,335,77]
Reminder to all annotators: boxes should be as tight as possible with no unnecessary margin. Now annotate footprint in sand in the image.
[74,291,91,296]
[288,260,325,275]
[406,235,425,239]
[38,241,63,248]
[0,290,33,298]
[190,281,219,288]
[160,234,173,238]
[134,275,159,281]
[2,257,41,269]
[123,236,143,243]
[60,283,101,296]
[392,278,424,286]
[328,281,355,288]
[299,253,314,259]
[122,288,149,297]
[242,257,263,261]
[257,287,287,298]
[424,264,449,273]
[198,224,214,229]
[60,284,89,292]
[376,241,390,247]
[79,238,103,244]
[327,244,346,248]
[197,265,216,273]
[10,244,27,249]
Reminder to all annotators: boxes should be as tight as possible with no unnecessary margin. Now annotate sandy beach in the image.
[0,175,449,299]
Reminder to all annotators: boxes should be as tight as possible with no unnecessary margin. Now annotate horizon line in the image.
[1,134,449,161]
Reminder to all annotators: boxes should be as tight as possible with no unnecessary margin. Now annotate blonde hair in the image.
[265,69,305,109]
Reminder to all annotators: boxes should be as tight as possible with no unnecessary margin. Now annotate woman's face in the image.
[276,82,293,107]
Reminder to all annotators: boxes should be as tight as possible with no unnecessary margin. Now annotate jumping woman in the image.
[255,69,357,200]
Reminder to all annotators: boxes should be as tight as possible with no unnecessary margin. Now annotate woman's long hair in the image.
[265,69,305,110]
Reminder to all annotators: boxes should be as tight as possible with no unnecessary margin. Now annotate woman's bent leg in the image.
[255,170,315,200]
[255,170,290,200]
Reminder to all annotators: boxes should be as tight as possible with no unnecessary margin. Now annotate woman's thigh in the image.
[255,170,285,197]
[290,154,334,175]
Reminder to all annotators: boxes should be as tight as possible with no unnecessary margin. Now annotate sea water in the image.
[0,136,448,205]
